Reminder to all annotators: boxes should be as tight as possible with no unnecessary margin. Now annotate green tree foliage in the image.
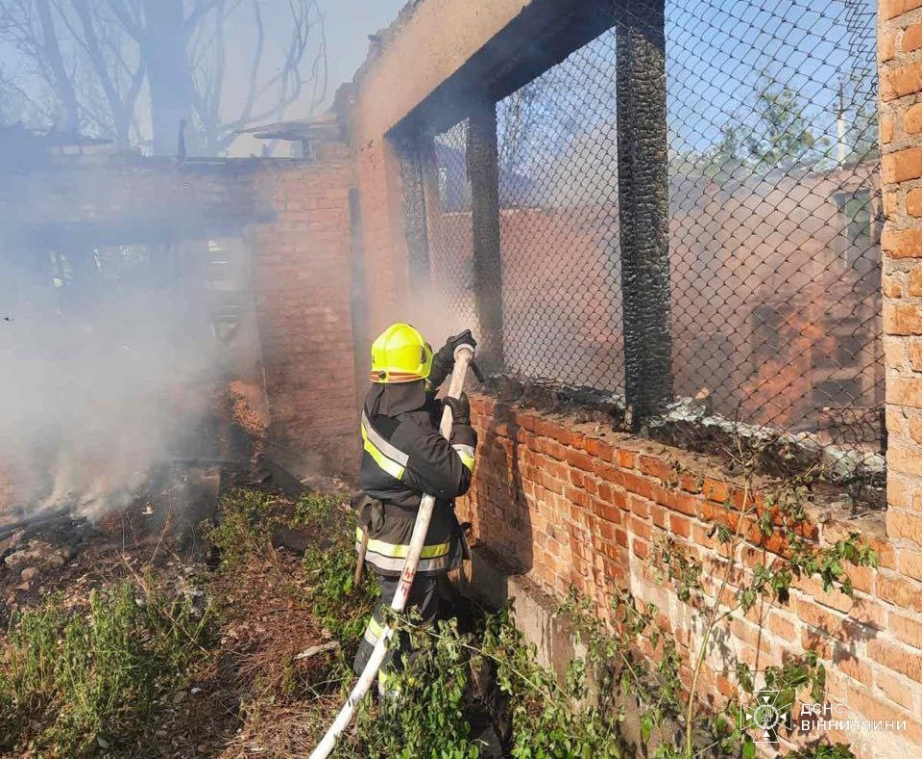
[702,78,828,177]
[745,83,823,169]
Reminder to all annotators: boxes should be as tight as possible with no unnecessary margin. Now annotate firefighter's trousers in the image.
[353,573,440,693]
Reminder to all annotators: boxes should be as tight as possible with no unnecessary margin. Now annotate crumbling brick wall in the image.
[456,395,921,756]
[246,144,360,478]
[0,149,362,495]
[342,0,922,755]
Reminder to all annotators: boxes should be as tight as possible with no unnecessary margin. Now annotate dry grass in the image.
[0,486,375,759]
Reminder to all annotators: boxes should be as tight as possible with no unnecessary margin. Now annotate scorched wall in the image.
[337,0,922,756]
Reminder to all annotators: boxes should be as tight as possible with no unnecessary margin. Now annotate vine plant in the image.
[607,435,879,758]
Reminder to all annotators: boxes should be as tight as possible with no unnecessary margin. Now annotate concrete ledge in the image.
[457,545,585,683]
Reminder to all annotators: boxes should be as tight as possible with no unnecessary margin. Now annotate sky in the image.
[226,0,407,154]
[663,0,877,156]
[237,0,408,112]
[0,0,876,160]
[0,0,408,149]
[323,0,407,96]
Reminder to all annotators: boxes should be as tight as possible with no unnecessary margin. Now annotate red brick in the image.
[883,148,922,184]
[843,685,922,743]
[583,437,613,462]
[564,448,595,472]
[702,478,729,504]
[882,0,922,20]
[796,576,856,614]
[882,31,898,63]
[668,492,698,517]
[629,495,651,520]
[597,520,618,545]
[882,114,896,148]
[678,473,703,494]
[887,510,922,546]
[766,611,796,641]
[867,537,899,571]
[650,504,668,530]
[909,415,922,443]
[592,498,619,525]
[834,649,874,687]
[564,485,591,510]
[885,302,922,335]
[908,268,922,297]
[868,638,922,683]
[615,449,637,469]
[911,341,922,371]
[568,469,586,488]
[882,62,922,101]
[670,514,692,539]
[905,102,922,135]
[877,670,916,710]
[797,598,845,637]
[629,517,653,543]
[638,454,673,481]
[597,465,624,486]
[888,377,922,408]
[908,189,922,219]
[848,597,888,630]
[878,573,922,613]
[881,274,903,298]
[633,539,650,560]
[899,549,922,581]
[802,628,834,659]
[841,561,875,595]
[892,612,922,650]
[620,471,656,501]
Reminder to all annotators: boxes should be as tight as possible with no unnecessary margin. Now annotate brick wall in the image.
[881,0,922,572]
[457,394,922,757]
[246,144,360,477]
[0,147,363,492]
[353,138,409,336]
[340,1,922,755]
[0,155,272,241]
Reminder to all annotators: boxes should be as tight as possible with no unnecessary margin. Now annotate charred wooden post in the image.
[467,99,505,372]
[616,0,673,424]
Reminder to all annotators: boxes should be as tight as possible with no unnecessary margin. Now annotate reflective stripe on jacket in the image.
[358,386,477,577]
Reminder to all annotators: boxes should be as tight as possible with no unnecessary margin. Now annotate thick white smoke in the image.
[0,245,223,519]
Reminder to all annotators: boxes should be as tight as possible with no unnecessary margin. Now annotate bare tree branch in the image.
[102,0,142,41]
[0,0,327,154]
[35,0,80,129]
[184,0,221,36]
[71,0,142,145]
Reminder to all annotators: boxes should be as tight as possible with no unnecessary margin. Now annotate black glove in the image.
[442,394,471,426]
[433,330,477,372]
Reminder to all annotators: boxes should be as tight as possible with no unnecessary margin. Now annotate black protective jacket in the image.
[357,362,477,576]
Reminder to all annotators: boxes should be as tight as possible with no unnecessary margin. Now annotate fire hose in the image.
[308,343,476,759]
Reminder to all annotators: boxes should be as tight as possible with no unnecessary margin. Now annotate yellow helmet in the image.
[370,323,433,383]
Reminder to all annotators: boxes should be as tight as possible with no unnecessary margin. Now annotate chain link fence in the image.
[426,121,474,334]
[419,0,882,481]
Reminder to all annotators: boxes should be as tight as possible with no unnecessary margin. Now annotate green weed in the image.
[0,580,212,757]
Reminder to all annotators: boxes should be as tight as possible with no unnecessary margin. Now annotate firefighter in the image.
[352,323,477,694]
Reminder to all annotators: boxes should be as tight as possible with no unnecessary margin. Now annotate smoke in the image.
[0,242,225,519]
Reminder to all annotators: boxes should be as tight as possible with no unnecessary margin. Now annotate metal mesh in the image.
[427,121,477,338]
[497,30,624,392]
[665,0,881,459]
[420,0,882,466]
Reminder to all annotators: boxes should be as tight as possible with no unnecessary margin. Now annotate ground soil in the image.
[0,484,348,759]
